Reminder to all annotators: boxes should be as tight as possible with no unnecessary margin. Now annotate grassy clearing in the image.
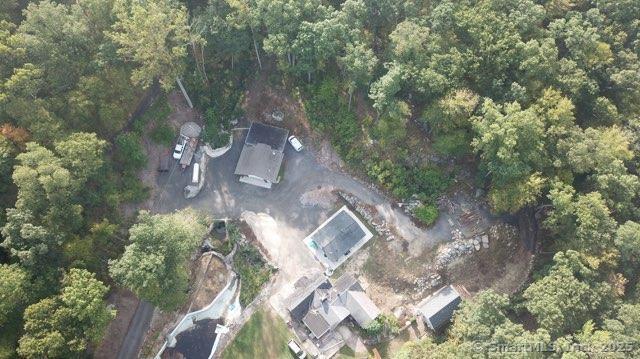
[222,309,294,359]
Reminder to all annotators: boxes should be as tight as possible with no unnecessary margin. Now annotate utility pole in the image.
[176,77,193,108]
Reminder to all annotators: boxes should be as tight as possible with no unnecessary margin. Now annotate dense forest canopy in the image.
[0,0,639,357]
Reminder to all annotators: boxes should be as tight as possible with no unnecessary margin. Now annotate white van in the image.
[287,339,306,358]
[191,163,200,183]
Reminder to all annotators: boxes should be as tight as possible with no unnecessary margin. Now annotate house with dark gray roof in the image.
[303,206,374,270]
[417,285,461,331]
[234,122,289,188]
[286,274,381,339]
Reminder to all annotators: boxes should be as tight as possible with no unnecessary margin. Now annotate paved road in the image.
[116,301,154,359]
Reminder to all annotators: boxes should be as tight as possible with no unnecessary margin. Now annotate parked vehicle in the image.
[173,138,186,160]
[288,135,304,151]
[287,339,307,358]
[158,152,170,172]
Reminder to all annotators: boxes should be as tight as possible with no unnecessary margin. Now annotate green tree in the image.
[0,135,15,195]
[338,41,377,108]
[449,290,550,356]
[422,88,479,134]
[614,221,640,270]
[17,269,114,358]
[472,100,546,212]
[524,251,612,338]
[0,264,29,327]
[110,0,192,89]
[394,337,466,359]
[601,302,640,357]
[389,20,430,63]
[109,209,209,310]
[54,132,107,184]
[545,183,618,262]
[560,126,633,175]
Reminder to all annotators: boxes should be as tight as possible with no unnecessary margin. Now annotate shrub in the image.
[234,243,273,306]
[364,314,400,337]
[410,166,450,200]
[114,132,146,172]
[413,204,439,226]
[150,122,174,146]
[432,129,471,157]
[202,108,231,148]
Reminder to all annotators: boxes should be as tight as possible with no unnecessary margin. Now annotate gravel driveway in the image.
[153,129,453,315]
[155,130,450,246]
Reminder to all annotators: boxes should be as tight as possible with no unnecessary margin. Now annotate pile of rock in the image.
[413,273,442,293]
[338,191,395,241]
[435,238,475,269]
[489,223,518,244]
[399,196,422,215]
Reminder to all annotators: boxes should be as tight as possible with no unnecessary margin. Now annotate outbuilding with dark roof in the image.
[417,285,462,331]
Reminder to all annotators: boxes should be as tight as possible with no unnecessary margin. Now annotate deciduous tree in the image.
[524,251,612,338]
[109,209,208,310]
[17,269,114,359]
[0,264,29,327]
[110,0,192,89]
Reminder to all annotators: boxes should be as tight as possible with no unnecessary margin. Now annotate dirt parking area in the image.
[240,211,324,317]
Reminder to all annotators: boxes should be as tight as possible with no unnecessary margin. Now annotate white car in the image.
[287,339,306,358]
[173,139,185,160]
[288,135,304,151]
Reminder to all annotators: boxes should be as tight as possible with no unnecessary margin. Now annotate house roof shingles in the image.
[245,122,289,151]
[418,285,462,330]
[234,122,289,184]
[234,142,284,183]
[287,273,381,339]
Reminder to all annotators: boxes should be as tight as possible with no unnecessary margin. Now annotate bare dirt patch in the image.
[93,289,139,359]
[166,91,199,128]
[190,254,228,311]
[242,74,311,137]
[446,223,533,295]
[338,238,437,312]
[300,186,338,209]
